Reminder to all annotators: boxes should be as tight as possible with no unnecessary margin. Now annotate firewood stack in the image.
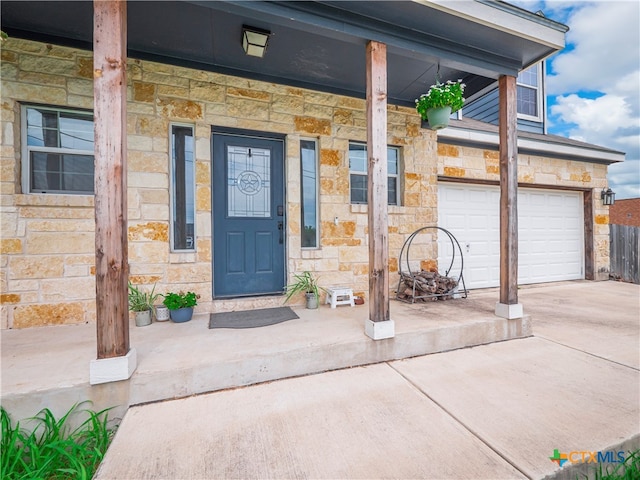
[396,269,459,302]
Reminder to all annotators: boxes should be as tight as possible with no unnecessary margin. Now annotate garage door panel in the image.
[439,184,584,289]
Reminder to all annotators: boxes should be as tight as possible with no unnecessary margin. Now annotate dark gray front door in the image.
[212,133,285,297]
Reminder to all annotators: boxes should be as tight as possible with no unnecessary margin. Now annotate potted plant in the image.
[154,302,170,322]
[128,282,159,327]
[284,271,324,309]
[162,291,199,323]
[415,79,465,130]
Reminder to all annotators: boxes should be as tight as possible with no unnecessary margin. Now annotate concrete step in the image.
[1,297,530,424]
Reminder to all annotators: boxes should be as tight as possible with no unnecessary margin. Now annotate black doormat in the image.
[209,306,299,329]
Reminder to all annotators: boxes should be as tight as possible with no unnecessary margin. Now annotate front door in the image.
[212,133,285,297]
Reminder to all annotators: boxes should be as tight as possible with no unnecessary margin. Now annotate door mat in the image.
[209,306,299,329]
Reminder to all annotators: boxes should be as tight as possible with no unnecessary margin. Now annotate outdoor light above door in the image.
[601,187,616,206]
[242,26,271,58]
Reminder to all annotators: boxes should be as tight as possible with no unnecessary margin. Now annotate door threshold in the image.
[212,294,289,314]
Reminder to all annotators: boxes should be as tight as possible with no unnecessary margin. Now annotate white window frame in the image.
[169,123,197,252]
[349,142,401,206]
[300,138,320,249]
[517,63,543,122]
[21,104,94,195]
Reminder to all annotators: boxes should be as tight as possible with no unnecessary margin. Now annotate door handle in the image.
[278,221,283,244]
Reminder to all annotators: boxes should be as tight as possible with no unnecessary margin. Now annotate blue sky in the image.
[512,0,640,199]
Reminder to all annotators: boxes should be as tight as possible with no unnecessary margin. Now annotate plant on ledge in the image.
[283,271,324,309]
[162,291,198,310]
[162,291,199,323]
[415,79,465,130]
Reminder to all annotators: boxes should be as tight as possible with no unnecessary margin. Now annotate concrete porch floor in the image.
[2,285,534,423]
[3,280,639,429]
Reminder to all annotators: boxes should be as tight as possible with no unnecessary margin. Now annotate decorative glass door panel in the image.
[227,146,271,218]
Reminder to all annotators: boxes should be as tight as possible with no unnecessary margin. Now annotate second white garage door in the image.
[438,183,584,289]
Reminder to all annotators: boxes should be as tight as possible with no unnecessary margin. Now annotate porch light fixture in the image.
[601,187,616,206]
[242,25,271,58]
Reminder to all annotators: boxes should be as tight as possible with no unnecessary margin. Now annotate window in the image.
[517,64,542,121]
[22,105,94,194]
[349,142,400,205]
[300,139,319,248]
[171,124,196,251]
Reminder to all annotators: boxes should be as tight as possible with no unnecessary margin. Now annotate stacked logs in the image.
[396,270,459,302]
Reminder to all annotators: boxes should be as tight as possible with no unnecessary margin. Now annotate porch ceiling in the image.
[1,0,567,107]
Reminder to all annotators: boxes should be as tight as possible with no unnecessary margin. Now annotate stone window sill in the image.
[350,204,404,215]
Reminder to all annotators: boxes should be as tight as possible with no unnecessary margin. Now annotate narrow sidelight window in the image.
[171,125,196,251]
[300,139,319,248]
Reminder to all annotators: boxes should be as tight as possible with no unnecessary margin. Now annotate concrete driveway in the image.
[94,281,640,480]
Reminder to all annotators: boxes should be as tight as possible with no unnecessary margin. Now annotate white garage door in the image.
[438,183,584,289]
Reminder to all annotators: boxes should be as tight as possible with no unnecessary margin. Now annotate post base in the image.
[365,319,395,340]
[90,348,137,385]
[495,302,524,320]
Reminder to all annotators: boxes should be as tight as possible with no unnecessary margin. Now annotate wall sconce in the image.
[601,187,616,206]
[242,25,271,58]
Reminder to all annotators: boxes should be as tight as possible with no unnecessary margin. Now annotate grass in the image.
[578,450,640,480]
[1,402,116,480]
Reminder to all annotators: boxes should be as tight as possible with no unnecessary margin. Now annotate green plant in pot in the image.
[415,79,465,130]
[128,282,159,327]
[162,291,198,323]
[284,271,324,309]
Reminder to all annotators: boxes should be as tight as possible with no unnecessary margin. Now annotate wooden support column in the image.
[496,74,523,320]
[365,40,394,340]
[92,0,132,375]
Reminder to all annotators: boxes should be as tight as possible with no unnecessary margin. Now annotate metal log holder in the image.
[395,226,468,303]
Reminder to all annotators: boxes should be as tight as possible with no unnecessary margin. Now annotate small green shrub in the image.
[284,271,323,304]
[1,402,116,480]
[162,291,198,310]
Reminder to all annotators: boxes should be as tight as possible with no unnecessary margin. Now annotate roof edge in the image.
[419,0,567,51]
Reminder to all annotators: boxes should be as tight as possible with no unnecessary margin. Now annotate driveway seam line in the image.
[534,335,640,371]
[385,361,534,480]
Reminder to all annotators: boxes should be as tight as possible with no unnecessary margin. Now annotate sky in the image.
[511,0,640,200]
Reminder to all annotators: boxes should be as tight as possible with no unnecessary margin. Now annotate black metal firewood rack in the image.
[395,226,468,303]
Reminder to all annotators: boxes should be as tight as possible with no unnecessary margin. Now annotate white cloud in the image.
[608,161,640,199]
[508,1,639,198]
[539,1,640,200]
[546,2,640,95]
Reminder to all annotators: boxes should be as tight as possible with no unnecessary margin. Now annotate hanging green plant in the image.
[415,80,466,121]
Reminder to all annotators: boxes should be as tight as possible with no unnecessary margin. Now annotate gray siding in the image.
[464,88,544,134]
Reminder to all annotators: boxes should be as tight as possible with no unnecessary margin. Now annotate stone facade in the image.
[0,38,610,328]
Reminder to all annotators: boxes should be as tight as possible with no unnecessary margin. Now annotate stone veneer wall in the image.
[437,143,611,277]
[0,38,437,328]
[0,38,610,329]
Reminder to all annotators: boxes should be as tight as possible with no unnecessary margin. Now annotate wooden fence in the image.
[610,224,640,284]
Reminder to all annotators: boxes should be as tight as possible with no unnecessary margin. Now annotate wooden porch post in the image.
[90,0,136,384]
[365,40,394,340]
[496,74,523,319]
